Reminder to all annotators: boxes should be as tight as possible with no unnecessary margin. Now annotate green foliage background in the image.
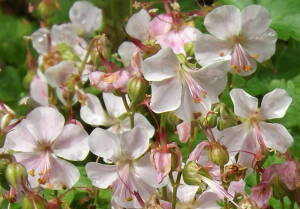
[0,0,299,208]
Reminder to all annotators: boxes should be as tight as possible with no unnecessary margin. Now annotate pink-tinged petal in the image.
[259,122,293,153]
[204,5,241,39]
[125,9,151,41]
[229,88,258,118]
[250,182,272,209]
[69,1,102,35]
[31,28,49,55]
[89,128,120,161]
[243,29,277,63]
[260,88,292,120]
[177,121,191,143]
[241,5,272,38]
[30,71,49,106]
[188,141,210,162]
[53,124,89,161]
[122,127,149,159]
[47,156,80,189]
[142,48,179,82]
[160,201,172,209]
[5,120,37,152]
[153,152,171,183]
[174,87,211,121]
[45,61,77,88]
[80,93,113,126]
[176,183,199,203]
[103,93,127,118]
[150,77,182,113]
[25,107,65,143]
[148,14,172,37]
[113,70,131,93]
[195,34,233,66]
[278,161,300,190]
[228,180,245,196]
[85,162,118,188]
[120,113,155,139]
[118,41,138,66]
[134,153,161,187]
[196,191,221,209]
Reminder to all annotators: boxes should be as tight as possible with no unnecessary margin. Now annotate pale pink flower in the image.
[142,47,228,121]
[4,107,89,189]
[176,121,191,143]
[86,127,160,208]
[220,88,293,167]
[195,5,277,76]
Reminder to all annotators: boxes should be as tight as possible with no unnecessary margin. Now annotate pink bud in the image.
[277,160,300,190]
[176,121,191,143]
[151,151,172,184]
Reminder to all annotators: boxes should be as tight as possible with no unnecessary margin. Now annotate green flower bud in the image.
[5,162,27,188]
[0,157,11,190]
[127,76,148,105]
[37,0,59,19]
[183,161,211,186]
[199,113,217,128]
[56,43,80,62]
[23,71,35,90]
[22,193,47,209]
[208,143,229,166]
[217,118,237,131]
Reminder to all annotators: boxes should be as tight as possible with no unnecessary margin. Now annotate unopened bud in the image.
[199,113,217,128]
[183,161,211,186]
[217,117,237,131]
[0,157,11,190]
[37,0,60,19]
[56,43,80,62]
[5,162,27,188]
[23,71,35,90]
[208,143,229,166]
[22,193,47,209]
[127,76,148,105]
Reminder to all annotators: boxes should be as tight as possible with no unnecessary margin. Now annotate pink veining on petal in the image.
[231,43,253,73]
[183,72,207,104]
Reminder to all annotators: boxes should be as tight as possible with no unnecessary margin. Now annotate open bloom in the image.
[195,5,277,76]
[142,47,228,121]
[4,107,89,189]
[86,127,160,208]
[220,88,293,167]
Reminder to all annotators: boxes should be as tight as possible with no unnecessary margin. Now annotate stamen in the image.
[231,43,253,73]
[37,153,52,185]
[184,73,207,103]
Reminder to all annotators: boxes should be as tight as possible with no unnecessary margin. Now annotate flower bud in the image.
[199,113,217,128]
[217,117,237,131]
[182,161,211,186]
[21,193,48,209]
[5,162,28,189]
[208,143,229,166]
[0,157,11,190]
[56,43,80,62]
[37,0,60,19]
[127,76,148,105]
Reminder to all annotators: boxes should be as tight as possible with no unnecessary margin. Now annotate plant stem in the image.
[121,94,134,128]
[78,38,97,73]
[171,171,182,209]
[290,200,295,209]
[280,198,285,209]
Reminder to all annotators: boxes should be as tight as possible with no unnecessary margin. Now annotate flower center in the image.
[231,43,252,73]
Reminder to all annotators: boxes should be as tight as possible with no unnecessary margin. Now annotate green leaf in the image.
[0,67,22,102]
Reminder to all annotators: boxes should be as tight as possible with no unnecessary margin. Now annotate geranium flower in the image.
[142,47,228,121]
[86,127,160,208]
[195,5,277,76]
[220,88,293,166]
[4,107,89,189]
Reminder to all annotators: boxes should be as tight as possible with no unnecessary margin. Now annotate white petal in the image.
[118,41,138,66]
[25,107,65,143]
[88,128,120,161]
[195,34,233,66]
[125,9,151,41]
[122,127,149,159]
[174,87,211,121]
[260,122,293,153]
[177,184,199,203]
[120,113,155,139]
[260,88,292,119]
[142,48,179,82]
[204,5,241,39]
[134,153,160,187]
[53,124,89,161]
[197,191,221,209]
[241,5,272,38]
[242,29,277,62]
[30,71,49,106]
[86,162,118,188]
[4,120,37,152]
[69,1,102,35]
[45,61,77,88]
[103,93,127,118]
[229,89,258,118]
[150,78,182,113]
[80,93,113,126]
[50,24,78,46]
[31,28,50,55]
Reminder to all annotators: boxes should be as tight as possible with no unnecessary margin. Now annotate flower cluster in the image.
[0,1,299,209]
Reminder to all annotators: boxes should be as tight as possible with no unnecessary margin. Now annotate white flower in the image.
[220,88,293,166]
[69,1,103,36]
[4,107,89,189]
[195,5,277,76]
[30,70,49,106]
[142,47,228,121]
[86,127,159,208]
